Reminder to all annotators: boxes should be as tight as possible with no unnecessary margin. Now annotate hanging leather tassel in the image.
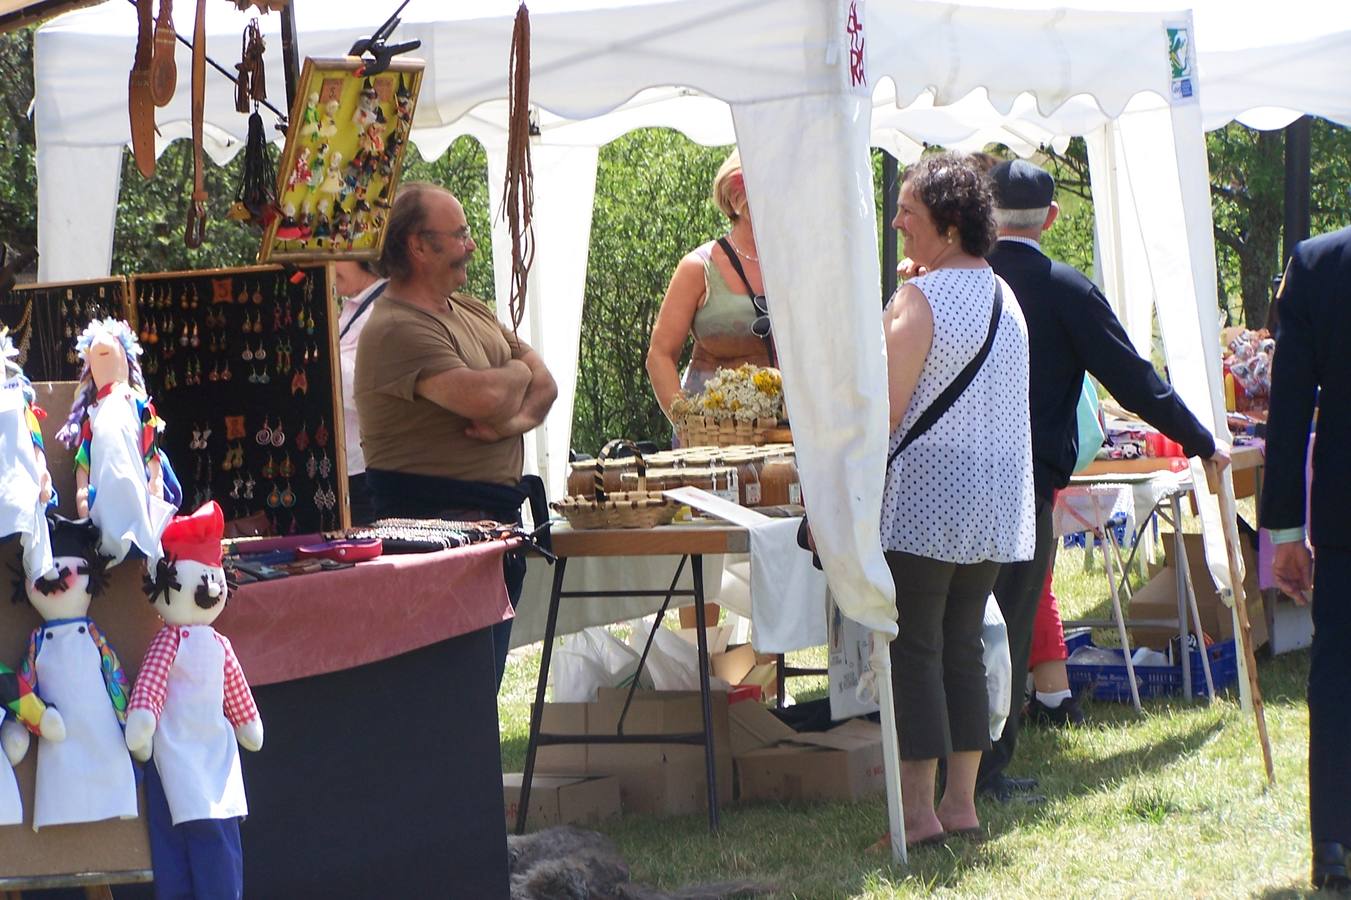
[228,111,278,229]
[235,18,267,114]
[499,2,535,331]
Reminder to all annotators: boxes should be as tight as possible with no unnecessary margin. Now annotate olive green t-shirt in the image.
[354,292,525,485]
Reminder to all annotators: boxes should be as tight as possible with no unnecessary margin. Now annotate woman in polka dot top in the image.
[879,153,1035,849]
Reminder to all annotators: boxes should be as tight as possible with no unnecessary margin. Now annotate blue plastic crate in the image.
[1064,634,1238,702]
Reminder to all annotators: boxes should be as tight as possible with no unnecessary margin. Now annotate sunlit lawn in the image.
[500,529,1319,899]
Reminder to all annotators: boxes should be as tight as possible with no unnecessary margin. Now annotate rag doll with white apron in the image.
[128,501,262,899]
[0,327,56,583]
[1,661,66,827]
[19,513,137,829]
[56,319,180,568]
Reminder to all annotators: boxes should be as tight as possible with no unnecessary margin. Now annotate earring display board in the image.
[1,277,132,382]
[129,264,347,535]
[259,56,424,263]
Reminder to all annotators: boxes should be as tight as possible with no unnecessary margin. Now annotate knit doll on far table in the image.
[128,500,262,900]
[56,318,181,568]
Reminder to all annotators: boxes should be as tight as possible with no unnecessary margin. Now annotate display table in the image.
[1064,468,1218,707]
[224,541,514,899]
[515,523,748,834]
[0,535,515,899]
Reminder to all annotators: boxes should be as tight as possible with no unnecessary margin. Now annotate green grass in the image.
[500,539,1321,899]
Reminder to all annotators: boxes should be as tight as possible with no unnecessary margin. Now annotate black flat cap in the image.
[989,159,1055,210]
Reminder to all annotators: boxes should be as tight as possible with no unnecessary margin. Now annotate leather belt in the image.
[128,0,156,178]
[184,0,208,248]
[150,0,176,107]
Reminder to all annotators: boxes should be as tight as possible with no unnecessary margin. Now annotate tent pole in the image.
[1205,461,1276,786]
[280,2,301,113]
[1282,115,1311,266]
[881,150,898,305]
[873,633,907,864]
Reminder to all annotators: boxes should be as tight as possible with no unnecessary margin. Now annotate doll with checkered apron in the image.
[127,500,261,900]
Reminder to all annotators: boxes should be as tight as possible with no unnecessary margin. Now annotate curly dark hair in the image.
[902,152,998,258]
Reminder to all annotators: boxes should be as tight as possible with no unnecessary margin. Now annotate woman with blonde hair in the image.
[647,149,775,420]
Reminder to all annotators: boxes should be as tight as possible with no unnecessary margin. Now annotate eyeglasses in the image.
[418,227,472,243]
[750,293,772,339]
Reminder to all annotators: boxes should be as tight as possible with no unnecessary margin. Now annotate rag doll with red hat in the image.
[127,500,262,900]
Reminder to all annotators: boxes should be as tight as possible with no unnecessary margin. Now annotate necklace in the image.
[725,234,759,263]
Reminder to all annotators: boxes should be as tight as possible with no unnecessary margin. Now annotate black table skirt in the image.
[114,626,509,900]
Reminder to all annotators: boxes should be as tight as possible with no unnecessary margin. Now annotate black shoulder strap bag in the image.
[798,278,1005,568]
[716,237,777,367]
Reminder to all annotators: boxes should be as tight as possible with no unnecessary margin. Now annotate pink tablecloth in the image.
[216,541,514,686]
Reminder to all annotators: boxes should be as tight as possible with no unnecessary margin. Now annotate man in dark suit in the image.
[977,160,1228,802]
[1261,224,1351,890]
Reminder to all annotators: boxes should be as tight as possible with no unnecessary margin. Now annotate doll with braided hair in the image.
[56,318,181,567]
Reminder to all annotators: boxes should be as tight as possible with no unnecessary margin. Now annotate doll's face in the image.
[86,332,129,388]
[27,556,93,621]
[152,560,228,627]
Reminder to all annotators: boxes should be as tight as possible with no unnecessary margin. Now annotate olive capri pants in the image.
[886,551,999,760]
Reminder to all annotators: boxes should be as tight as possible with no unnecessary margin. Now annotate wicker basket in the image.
[552,439,678,529]
[675,415,783,448]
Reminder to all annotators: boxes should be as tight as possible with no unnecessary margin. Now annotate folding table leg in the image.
[1101,526,1142,712]
[515,558,568,835]
[1172,499,1194,700]
[691,554,720,831]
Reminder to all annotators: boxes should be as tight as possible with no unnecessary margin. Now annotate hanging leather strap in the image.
[184,0,208,248]
[128,0,156,178]
[150,0,176,107]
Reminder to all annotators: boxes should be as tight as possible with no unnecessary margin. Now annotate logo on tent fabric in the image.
[847,1,866,88]
[1167,26,1195,102]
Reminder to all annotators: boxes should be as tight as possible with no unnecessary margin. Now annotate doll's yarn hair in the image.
[56,318,146,450]
[143,554,181,606]
[0,327,35,407]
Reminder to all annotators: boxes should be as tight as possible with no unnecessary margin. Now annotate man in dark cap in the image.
[1261,224,1351,890]
[977,158,1229,802]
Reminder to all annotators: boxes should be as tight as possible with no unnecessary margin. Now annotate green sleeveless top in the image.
[683,242,773,395]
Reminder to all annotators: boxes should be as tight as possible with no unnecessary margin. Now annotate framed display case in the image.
[1,277,131,382]
[129,264,347,534]
[259,56,424,263]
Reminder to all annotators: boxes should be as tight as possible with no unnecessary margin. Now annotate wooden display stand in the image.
[1,277,132,383]
[128,264,348,533]
[0,383,156,892]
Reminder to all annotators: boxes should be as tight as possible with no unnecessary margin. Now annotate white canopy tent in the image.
[34,0,1277,641]
[34,0,1314,856]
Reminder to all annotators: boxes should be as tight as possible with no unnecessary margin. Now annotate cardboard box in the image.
[532,690,734,817]
[1129,531,1267,650]
[735,719,885,803]
[535,702,590,773]
[711,643,758,685]
[503,774,621,829]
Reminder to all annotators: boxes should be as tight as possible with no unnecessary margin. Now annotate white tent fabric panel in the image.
[733,91,896,636]
[484,142,599,504]
[869,1,1179,117]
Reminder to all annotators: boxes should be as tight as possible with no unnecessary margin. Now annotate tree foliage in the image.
[571,131,729,454]
[4,23,1351,457]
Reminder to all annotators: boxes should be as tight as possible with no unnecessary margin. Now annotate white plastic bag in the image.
[982,595,1012,742]
[624,616,730,693]
[552,627,643,702]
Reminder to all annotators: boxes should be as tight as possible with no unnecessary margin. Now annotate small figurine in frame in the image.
[261,57,424,264]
